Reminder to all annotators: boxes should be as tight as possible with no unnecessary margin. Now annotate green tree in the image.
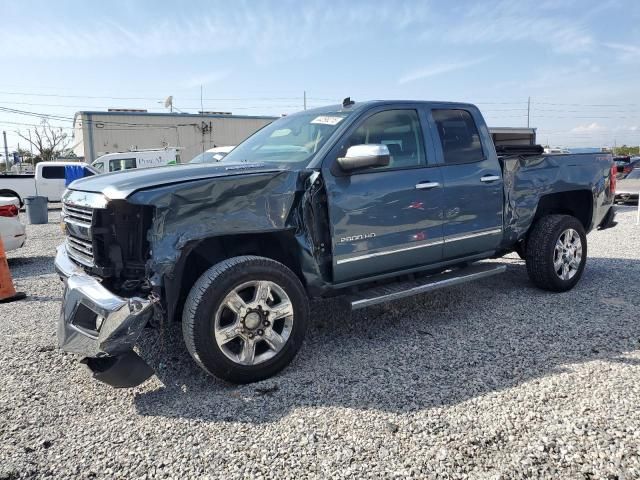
[613,145,640,156]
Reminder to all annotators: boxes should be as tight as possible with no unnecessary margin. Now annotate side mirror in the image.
[336,144,390,172]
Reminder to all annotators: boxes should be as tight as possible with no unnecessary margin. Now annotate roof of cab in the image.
[297,100,478,116]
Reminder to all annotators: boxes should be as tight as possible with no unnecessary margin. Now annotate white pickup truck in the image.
[0,162,96,205]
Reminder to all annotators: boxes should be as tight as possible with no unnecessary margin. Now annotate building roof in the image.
[73,110,278,127]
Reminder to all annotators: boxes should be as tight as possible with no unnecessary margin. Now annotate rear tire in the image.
[525,215,587,292]
[182,255,309,383]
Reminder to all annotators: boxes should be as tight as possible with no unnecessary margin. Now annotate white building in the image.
[72,110,276,163]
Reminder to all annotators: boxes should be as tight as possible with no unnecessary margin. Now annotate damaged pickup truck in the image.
[56,100,617,387]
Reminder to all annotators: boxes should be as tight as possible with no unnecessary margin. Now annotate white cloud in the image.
[398,57,490,84]
[422,0,595,54]
[571,122,607,133]
[603,42,640,63]
[0,2,433,63]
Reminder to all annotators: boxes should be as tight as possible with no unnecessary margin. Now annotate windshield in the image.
[189,151,229,164]
[222,111,351,168]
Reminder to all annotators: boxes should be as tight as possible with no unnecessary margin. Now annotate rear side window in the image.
[432,109,484,164]
[109,158,136,172]
[41,166,65,179]
[346,109,426,170]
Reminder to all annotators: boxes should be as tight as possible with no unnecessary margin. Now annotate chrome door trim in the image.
[443,227,502,243]
[336,238,444,265]
[336,228,502,264]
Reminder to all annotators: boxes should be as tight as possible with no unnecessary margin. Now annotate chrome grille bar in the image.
[65,239,94,267]
[62,194,102,268]
[62,205,93,228]
[67,236,93,256]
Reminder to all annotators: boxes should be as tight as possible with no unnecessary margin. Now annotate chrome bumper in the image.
[55,244,155,358]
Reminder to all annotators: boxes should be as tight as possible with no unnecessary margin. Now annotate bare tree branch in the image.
[16,120,70,163]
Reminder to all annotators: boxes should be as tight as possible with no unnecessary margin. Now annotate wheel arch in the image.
[163,230,306,323]
[0,189,22,206]
[532,190,593,232]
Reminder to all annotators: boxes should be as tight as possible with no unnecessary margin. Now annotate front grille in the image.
[66,236,94,267]
[61,191,105,269]
[62,203,93,228]
[61,190,149,281]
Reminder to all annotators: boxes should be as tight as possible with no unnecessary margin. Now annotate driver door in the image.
[322,107,445,283]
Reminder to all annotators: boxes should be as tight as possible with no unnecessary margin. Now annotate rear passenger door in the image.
[428,108,503,259]
[323,106,445,283]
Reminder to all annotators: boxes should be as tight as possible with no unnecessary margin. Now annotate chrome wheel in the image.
[553,228,582,281]
[214,280,294,366]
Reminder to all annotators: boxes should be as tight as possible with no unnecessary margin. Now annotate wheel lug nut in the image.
[257,329,264,336]
[248,332,254,338]
[263,320,270,327]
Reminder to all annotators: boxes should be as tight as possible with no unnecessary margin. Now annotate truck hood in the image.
[68,162,281,200]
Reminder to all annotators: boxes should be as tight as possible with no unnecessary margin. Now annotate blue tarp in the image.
[64,165,86,186]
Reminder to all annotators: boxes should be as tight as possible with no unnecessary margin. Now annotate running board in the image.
[349,263,506,310]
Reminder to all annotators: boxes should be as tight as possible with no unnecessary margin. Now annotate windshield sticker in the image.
[310,115,344,126]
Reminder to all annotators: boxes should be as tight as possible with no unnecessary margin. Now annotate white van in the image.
[91,148,178,173]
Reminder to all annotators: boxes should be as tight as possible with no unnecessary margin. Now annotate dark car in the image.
[55,99,617,388]
[621,158,640,177]
[615,155,633,176]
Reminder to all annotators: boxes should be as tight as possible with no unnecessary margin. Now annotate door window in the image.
[109,158,136,172]
[41,166,65,179]
[346,109,426,171]
[432,109,484,164]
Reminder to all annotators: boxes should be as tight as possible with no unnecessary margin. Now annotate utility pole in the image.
[200,85,205,155]
[527,96,531,128]
[303,91,307,111]
[3,131,8,173]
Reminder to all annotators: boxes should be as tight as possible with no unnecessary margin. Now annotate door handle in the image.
[415,181,440,190]
[480,175,500,183]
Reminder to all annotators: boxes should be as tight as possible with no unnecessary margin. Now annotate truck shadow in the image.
[133,255,640,423]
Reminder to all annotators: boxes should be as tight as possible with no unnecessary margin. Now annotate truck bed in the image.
[499,152,614,247]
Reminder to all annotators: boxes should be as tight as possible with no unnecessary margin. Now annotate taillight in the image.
[610,165,617,194]
[0,204,18,217]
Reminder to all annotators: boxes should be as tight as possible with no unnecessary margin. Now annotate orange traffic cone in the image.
[0,237,26,303]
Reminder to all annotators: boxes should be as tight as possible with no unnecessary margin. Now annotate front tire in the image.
[182,256,309,383]
[525,214,587,292]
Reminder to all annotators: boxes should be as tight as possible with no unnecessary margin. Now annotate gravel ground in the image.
[1,205,640,479]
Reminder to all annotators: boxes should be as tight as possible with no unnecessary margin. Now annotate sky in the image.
[0,0,639,154]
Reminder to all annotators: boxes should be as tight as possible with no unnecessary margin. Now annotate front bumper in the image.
[55,245,156,387]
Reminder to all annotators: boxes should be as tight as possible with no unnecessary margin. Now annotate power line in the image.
[0,89,320,102]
